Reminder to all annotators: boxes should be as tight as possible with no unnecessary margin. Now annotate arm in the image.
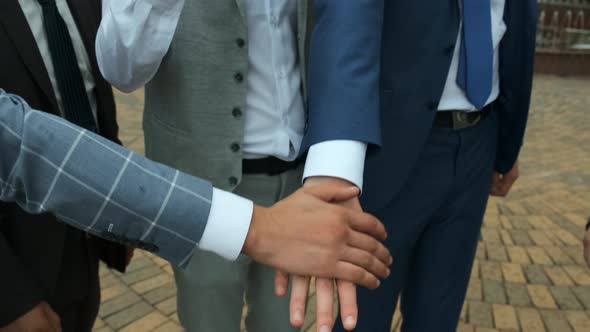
[302,0,385,191]
[0,90,392,288]
[291,2,386,330]
[95,0,185,92]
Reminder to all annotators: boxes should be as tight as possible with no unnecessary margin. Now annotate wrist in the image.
[242,205,265,258]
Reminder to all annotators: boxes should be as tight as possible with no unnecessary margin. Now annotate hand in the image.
[491,162,519,197]
[0,302,61,332]
[280,177,374,331]
[242,183,391,289]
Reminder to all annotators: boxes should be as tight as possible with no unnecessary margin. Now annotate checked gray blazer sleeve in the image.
[0,90,213,268]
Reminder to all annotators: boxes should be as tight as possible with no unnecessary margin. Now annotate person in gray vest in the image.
[96,1,369,331]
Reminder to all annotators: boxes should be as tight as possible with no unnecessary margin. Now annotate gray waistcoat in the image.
[143,0,312,191]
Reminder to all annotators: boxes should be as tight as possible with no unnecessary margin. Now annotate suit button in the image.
[230,142,241,152]
[234,72,244,83]
[229,176,238,186]
[232,107,242,118]
[236,38,245,48]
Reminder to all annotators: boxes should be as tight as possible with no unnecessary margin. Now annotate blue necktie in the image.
[457,0,494,110]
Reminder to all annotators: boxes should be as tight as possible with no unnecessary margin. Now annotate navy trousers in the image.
[336,111,499,332]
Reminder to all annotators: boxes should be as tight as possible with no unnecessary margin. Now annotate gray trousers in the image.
[174,165,303,332]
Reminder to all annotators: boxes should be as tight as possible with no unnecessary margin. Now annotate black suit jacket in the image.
[0,0,127,325]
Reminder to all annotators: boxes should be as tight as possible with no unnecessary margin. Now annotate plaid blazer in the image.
[0,90,213,267]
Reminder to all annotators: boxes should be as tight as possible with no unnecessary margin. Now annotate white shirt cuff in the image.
[198,188,253,261]
[303,140,367,190]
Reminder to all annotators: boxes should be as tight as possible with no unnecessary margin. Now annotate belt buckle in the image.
[452,111,481,130]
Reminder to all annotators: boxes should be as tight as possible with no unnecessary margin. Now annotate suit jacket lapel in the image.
[0,0,59,115]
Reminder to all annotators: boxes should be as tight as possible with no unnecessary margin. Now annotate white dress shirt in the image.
[438,0,507,111]
[96,0,366,261]
[18,0,99,125]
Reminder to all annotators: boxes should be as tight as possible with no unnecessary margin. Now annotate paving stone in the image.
[540,310,574,332]
[492,304,519,330]
[457,323,475,332]
[467,279,483,301]
[100,292,142,318]
[119,312,168,332]
[529,230,555,246]
[151,321,184,332]
[143,282,177,305]
[468,301,494,328]
[501,263,527,284]
[528,285,558,309]
[563,265,590,286]
[544,266,575,286]
[131,274,174,294]
[524,265,552,285]
[487,244,509,262]
[120,265,163,285]
[572,287,590,310]
[510,230,534,246]
[500,230,514,246]
[104,302,153,330]
[507,246,531,264]
[481,261,504,282]
[517,307,546,332]
[483,279,507,304]
[543,246,575,265]
[549,286,583,310]
[154,296,178,316]
[565,311,590,332]
[101,284,128,303]
[527,247,554,265]
[505,283,532,306]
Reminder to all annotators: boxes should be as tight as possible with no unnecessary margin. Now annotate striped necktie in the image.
[37,0,97,132]
[456,0,494,110]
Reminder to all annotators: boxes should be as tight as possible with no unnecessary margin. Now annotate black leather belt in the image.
[434,105,492,129]
[243,155,305,175]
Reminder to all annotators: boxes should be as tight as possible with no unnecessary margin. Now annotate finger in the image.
[289,275,309,327]
[316,278,335,332]
[275,270,290,297]
[346,211,387,241]
[305,185,360,203]
[40,303,62,332]
[335,262,380,289]
[337,280,358,330]
[348,230,392,265]
[341,247,390,279]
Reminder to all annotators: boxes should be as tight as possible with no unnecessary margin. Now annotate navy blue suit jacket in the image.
[301,0,537,211]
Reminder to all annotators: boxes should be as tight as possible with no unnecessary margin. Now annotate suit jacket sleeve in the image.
[0,205,45,326]
[301,0,384,152]
[0,90,213,268]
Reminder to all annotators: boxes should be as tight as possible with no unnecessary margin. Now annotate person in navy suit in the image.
[285,1,538,331]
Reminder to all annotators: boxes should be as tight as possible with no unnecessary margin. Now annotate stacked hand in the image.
[274,177,389,332]
[242,182,391,290]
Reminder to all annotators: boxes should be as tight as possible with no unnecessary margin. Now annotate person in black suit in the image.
[0,0,130,331]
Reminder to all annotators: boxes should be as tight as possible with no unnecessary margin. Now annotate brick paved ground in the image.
[93,75,590,332]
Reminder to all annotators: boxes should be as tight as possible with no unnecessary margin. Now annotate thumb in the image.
[305,184,360,202]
